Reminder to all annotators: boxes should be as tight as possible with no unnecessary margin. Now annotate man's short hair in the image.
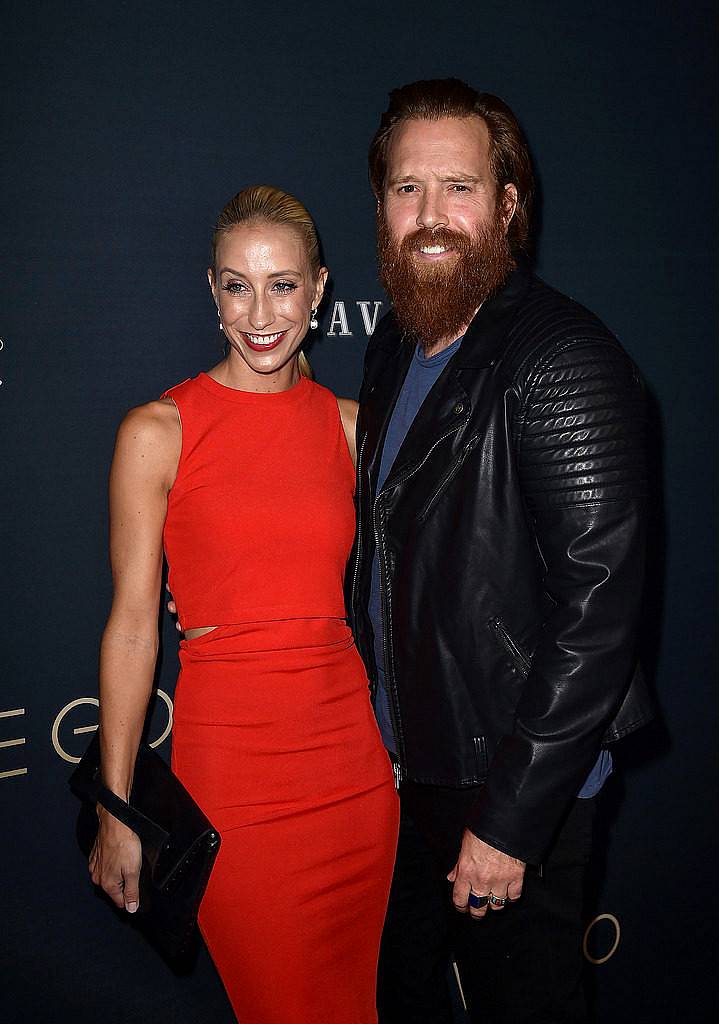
[368,78,534,254]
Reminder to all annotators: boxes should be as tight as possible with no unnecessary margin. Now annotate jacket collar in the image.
[453,258,532,368]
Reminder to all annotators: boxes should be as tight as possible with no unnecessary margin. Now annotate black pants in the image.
[377,782,596,1024]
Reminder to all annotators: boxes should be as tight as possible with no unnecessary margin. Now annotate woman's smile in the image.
[240,330,289,352]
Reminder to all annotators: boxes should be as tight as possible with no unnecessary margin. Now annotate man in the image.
[346,79,654,1024]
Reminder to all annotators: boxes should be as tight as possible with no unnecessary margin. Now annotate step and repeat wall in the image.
[1,2,715,1022]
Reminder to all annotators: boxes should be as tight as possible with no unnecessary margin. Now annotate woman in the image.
[89,185,399,1023]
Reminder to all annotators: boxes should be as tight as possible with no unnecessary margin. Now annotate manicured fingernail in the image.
[127,901,138,913]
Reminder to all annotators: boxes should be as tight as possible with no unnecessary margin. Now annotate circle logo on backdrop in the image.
[51,691,174,763]
[583,913,621,965]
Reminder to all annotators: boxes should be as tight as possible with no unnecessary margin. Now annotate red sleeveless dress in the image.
[162,372,398,1024]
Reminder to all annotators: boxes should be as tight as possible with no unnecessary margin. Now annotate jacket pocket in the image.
[473,735,488,778]
[487,616,532,679]
[417,432,480,522]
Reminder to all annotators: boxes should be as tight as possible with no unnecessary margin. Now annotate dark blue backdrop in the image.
[1,2,716,1021]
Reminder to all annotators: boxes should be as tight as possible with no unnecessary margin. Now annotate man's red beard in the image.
[377,206,515,350]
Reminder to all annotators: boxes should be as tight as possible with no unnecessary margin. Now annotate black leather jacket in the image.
[347,263,654,864]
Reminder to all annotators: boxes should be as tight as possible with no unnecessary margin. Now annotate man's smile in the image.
[414,243,457,261]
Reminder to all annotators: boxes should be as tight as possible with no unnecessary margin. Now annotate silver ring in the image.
[488,893,508,907]
[468,891,489,909]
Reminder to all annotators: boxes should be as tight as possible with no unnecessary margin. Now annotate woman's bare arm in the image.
[89,399,179,912]
[337,398,359,467]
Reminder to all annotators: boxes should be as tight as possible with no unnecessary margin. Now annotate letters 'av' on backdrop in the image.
[1,2,715,1021]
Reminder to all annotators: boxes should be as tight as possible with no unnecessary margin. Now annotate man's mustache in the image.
[399,227,472,255]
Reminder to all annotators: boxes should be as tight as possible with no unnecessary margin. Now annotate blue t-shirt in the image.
[369,337,463,751]
[368,337,611,798]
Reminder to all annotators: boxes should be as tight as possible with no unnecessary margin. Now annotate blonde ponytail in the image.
[297,351,313,379]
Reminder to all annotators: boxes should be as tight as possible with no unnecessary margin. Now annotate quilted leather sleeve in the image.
[465,339,648,863]
[518,341,647,509]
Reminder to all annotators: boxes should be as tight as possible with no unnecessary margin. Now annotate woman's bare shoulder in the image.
[113,399,181,478]
[118,398,179,438]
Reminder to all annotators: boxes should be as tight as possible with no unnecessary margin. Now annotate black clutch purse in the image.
[69,732,221,959]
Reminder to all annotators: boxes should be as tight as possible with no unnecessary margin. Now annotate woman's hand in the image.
[89,806,143,913]
[165,582,183,633]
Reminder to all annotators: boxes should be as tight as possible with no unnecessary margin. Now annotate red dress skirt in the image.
[172,617,398,1024]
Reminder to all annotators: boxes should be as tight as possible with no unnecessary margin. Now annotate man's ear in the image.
[502,184,518,231]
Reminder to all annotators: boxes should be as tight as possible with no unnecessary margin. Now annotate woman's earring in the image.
[217,306,224,333]
[309,308,319,331]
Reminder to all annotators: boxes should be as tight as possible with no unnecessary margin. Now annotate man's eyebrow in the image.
[440,174,482,183]
[386,174,421,187]
[386,173,484,186]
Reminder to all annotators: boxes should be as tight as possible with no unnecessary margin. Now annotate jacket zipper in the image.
[374,422,466,767]
[374,495,403,761]
[488,616,532,678]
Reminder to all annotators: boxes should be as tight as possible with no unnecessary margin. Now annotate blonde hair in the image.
[212,185,322,379]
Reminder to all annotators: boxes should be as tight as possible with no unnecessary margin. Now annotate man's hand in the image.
[447,829,525,919]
